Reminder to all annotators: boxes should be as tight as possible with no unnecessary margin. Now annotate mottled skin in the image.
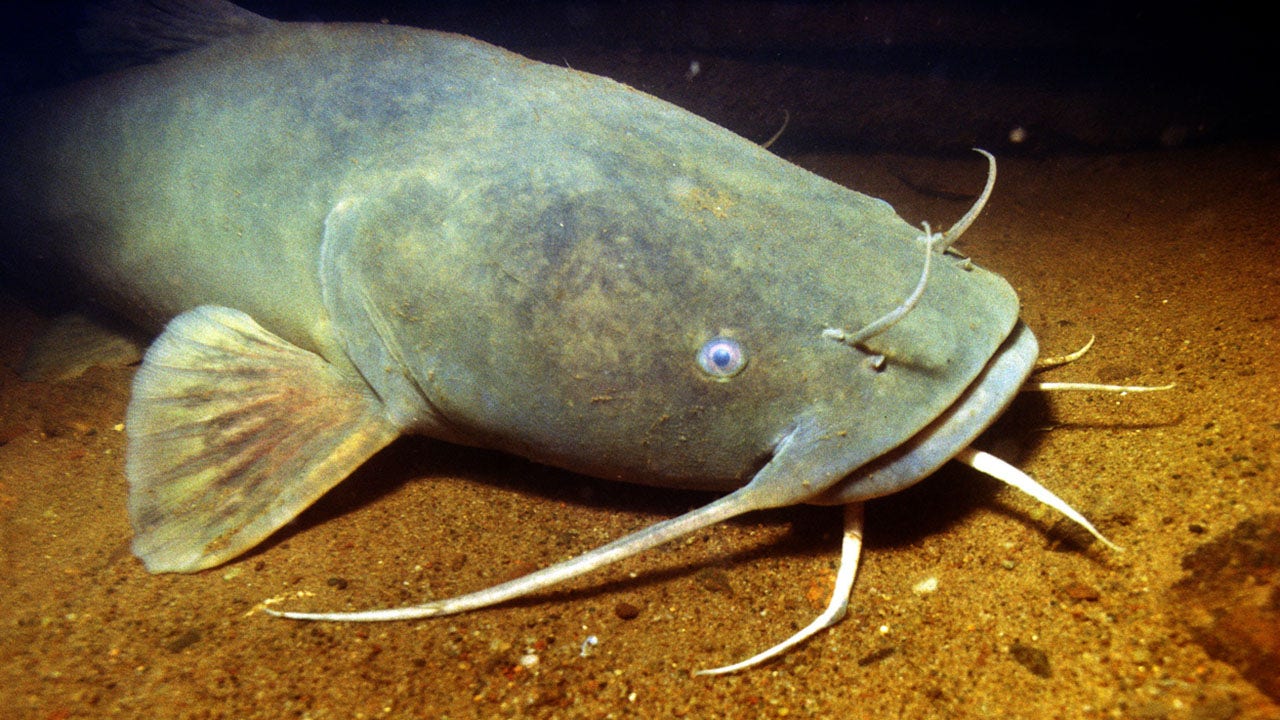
[0,2,1034,671]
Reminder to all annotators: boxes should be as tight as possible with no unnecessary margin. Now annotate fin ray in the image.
[127,306,400,572]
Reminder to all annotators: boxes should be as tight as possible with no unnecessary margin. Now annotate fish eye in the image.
[697,337,746,379]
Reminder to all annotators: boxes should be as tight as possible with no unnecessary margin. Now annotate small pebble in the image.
[696,568,733,596]
[614,602,640,620]
[857,647,896,667]
[165,628,203,653]
[911,576,938,595]
[1009,642,1052,678]
[1061,581,1101,601]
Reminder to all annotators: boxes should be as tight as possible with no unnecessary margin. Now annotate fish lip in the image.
[810,320,1039,505]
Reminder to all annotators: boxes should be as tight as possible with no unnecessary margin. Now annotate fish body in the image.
[0,1,1037,670]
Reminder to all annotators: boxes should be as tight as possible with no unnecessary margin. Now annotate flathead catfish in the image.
[0,0,1118,673]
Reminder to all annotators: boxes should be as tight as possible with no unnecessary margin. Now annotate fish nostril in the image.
[823,223,938,351]
[821,151,995,356]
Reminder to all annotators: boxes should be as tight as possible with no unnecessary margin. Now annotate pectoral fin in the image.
[126,306,401,573]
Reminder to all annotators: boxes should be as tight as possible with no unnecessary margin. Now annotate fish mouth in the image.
[811,320,1039,505]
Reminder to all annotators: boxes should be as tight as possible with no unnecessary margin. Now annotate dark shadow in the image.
[241,372,1126,594]
[256,434,741,559]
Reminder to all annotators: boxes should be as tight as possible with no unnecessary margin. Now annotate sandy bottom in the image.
[2,145,1277,719]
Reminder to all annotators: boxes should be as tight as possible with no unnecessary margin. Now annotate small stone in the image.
[1009,642,1051,678]
[1061,581,1101,601]
[614,602,640,620]
[165,628,203,653]
[912,576,939,595]
[695,567,733,596]
[856,646,896,666]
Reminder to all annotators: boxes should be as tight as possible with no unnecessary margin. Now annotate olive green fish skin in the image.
[0,14,1018,530]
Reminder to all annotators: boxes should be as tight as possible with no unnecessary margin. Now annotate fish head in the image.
[321,134,1030,509]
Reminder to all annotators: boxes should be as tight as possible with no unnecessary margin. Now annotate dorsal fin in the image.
[79,0,277,71]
